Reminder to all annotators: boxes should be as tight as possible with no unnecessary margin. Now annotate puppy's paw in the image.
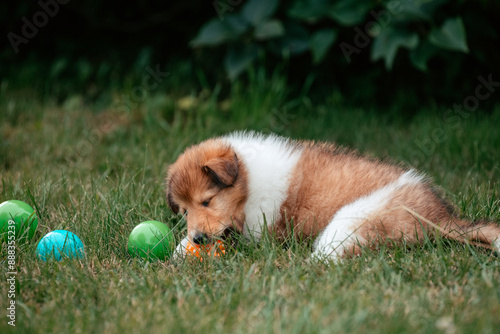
[494,238,500,254]
[309,248,344,266]
[170,237,189,263]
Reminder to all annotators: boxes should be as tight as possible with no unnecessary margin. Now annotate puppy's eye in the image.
[201,196,215,207]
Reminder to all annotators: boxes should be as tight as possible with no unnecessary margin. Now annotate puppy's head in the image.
[166,139,247,245]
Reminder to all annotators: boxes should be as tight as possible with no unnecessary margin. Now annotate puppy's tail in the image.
[446,219,500,251]
[402,206,500,252]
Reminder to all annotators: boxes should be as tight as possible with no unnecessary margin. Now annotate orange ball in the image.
[185,240,225,259]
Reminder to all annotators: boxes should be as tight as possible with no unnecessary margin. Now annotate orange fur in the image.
[276,143,403,239]
[166,134,500,258]
[167,139,248,240]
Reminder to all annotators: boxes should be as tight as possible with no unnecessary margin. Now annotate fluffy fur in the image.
[166,131,500,261]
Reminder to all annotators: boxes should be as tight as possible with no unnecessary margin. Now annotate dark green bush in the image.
[2,0,498,106]
[191,0,499,85]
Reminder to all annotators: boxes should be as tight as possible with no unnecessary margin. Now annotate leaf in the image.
[371,28,419,70]
[224,44,259,80]
[224,14,251,35]
[310,29,337,64]
[429,17,469,53]
[288,0,330,23]
[395,0,447,22]
[190,15,250,47]
[254,20,285,40]
[242,0,279,25]
[268,23,310,57]
[328,0,373,26]
[190,19,232,47]
[409,39,439,71]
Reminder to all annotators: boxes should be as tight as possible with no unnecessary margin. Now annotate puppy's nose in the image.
[192,233,210,245]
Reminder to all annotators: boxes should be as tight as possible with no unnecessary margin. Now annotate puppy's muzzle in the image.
[192,232,211,245]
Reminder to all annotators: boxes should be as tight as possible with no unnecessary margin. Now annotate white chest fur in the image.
[223,132,302,239]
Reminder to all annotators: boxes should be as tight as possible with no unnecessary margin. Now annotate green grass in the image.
[1,68,499,334]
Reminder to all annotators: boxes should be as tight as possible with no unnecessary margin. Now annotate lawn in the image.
[1,69,499,334]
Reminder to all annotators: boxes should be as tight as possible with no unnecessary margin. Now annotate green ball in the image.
[127,220,175,261]
[0,200,38,243]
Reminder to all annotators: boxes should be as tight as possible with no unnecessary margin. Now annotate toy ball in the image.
[0,200,38,242]
[186,240,225,260]
[36,230,85,261]
[128,220,175,261]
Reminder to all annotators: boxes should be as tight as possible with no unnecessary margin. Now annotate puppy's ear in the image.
[202,153,239,188]
[167,190,179,214]
[166,178,179,214]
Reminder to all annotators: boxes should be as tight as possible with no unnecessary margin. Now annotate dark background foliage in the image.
[1,0,499,110]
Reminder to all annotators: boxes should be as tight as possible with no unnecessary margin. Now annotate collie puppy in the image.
[166,131,500,261]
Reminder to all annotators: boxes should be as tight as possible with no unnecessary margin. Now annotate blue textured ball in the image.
[36,230,85,261]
